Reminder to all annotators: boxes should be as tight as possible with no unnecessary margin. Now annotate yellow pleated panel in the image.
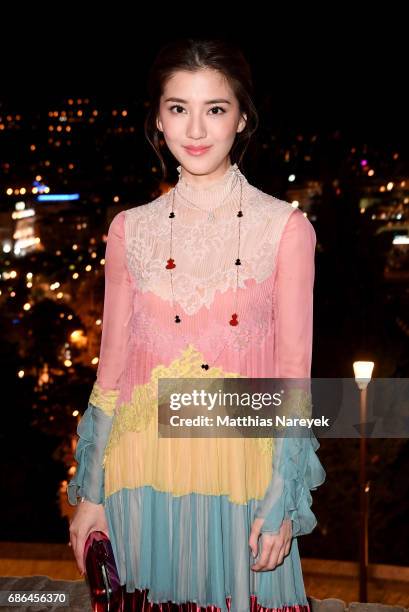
[104,419,275,504]
[103,344,312,504]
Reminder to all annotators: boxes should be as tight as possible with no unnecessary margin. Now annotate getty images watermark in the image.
[157,378,409,438]
[167,387,327,429]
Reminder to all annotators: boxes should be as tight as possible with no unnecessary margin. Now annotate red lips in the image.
[184,146,211,152]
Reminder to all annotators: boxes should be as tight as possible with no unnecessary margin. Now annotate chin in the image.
[182,154,224,166]
[181,156,214,168]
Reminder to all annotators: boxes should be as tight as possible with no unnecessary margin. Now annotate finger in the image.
[251,536,273,571]
[248,538,258,559]
[69,532,77,554]
[275,544,285,568]
[264,540,282,570]
[248,527,261,558]
[73,535,86,574]
[266,542,278,570]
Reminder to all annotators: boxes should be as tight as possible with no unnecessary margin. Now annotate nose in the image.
[186,112,207,139]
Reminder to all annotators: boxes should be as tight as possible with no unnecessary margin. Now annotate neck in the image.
[177,160,234,189]
[174,161,244,211]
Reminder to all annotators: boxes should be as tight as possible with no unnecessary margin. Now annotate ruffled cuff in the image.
[254,430,326,537]
[67,402,114,506]
[89,381,119,417]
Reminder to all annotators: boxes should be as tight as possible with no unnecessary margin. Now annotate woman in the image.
[68,37,326,611]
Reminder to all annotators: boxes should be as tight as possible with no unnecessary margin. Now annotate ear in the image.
[156,116,163,132]
[237,112,247,134]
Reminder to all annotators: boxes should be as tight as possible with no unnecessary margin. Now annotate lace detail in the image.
[103,343,274,464]
[175,162,241,211]
[275,387,313,431]
[89,381,119,416]
[124,182,296,316]
[128,298,272,358]
[257,437,274,456]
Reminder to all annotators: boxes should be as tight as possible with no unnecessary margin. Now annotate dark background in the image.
[0,5,408,567]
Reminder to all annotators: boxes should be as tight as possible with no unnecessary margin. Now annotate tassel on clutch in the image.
[83,530,123,611]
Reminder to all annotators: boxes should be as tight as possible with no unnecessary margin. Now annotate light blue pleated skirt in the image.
[104,486,308,612]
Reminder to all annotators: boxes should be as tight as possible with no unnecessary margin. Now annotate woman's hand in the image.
[249,516,293,571]
[69,500,110,575]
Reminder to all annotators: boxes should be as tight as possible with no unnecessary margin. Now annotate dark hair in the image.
[144,37,259,180]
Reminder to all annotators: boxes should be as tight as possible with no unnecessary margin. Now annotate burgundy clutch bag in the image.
[83,530,123,611]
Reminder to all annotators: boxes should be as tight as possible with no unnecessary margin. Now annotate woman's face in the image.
[156,68,247,183]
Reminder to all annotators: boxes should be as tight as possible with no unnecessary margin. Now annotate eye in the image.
[169,105,185,114]
[209,106,226,115]
[168,105,226,115]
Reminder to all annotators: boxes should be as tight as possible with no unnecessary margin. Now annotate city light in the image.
[37,193,80,201]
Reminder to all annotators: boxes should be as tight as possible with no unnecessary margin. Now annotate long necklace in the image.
[165,169,244,371]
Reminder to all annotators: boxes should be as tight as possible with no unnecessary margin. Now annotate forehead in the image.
[161,69,234,100]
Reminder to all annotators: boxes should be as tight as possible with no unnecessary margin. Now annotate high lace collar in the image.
[174,162,245,211]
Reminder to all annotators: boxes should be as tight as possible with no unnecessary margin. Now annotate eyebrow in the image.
[164,97,231,104]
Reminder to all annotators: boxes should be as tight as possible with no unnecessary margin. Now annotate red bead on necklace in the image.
[165,166,244,370]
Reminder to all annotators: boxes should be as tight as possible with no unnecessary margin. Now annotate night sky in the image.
[1,6,406,145]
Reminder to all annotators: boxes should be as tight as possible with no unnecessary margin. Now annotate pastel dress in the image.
[67,162,326,612]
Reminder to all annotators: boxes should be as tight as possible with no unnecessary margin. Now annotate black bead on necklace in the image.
[165,168,244,371]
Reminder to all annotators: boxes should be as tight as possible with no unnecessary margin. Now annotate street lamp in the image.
[353,360,375,603]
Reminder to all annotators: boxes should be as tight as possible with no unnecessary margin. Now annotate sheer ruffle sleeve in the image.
[67,210,133,506]
[254,209,326,536]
